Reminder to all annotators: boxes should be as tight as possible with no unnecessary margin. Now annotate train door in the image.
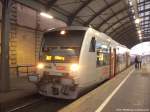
[116,50,119,74]
[126,52,129,68]
[109,48,117,78]
[114,48,117,76]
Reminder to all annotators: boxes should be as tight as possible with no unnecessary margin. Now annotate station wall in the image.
[0,2,66,75]
[16,27,38,65]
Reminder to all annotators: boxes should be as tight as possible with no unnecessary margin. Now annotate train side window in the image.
[96,44,109,67]
[89,37,96,52]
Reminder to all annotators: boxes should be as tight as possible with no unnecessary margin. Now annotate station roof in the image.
[15,0,150,48]
[137,0,150,41]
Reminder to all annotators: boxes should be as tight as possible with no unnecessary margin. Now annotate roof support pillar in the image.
[0,0,12,92]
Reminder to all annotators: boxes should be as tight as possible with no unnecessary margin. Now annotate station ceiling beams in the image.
[12,0,150,48]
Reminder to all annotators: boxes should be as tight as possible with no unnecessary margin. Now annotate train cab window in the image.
[89,37,96,52]
[42,47,79,63]
[96,43,109,67]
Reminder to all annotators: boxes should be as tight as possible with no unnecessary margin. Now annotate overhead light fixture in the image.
[40,12,53,19]
[131,9,135,13]
[138,30,141,34]
[139,36,142,40]
[135,24,139,27]
[129,1,133,6]
[133,16,136,19]
[139,34,142,37]
[135,18,141,24]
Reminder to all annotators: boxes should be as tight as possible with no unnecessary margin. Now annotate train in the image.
[28,26,131,99]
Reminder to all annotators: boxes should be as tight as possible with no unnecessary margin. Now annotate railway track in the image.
[6,96,46,112]
[1,77,111,112]
[3,95,72,112]
[6,81,109,112]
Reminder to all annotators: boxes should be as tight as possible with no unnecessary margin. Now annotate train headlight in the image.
[70,64,79,72]
[37,63,45,69]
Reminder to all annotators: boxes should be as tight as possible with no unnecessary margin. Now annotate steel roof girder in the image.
[96,7,127,29]
[110,23,132,36]
[46,0,58,10]
[104,15,129,33]
[112,25,137,40]
[67,0,93,25]
[109,21,133,35]
[15,0,45,11]
[83,0,121,26]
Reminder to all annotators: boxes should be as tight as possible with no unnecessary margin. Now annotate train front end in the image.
[35,28,86,99]
[37,50,80,99]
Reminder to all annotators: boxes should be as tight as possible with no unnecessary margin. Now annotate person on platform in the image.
[134,56,139,69]
[138,55,142,69]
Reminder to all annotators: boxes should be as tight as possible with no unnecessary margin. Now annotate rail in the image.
[10,65,36,77]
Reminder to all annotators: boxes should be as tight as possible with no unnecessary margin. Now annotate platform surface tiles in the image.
[60,64,150,112]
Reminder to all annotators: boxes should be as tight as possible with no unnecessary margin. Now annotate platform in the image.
[0,76,37,111]
[59,64,150,112]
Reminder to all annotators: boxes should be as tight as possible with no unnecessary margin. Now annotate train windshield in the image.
[41,30,86,63]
